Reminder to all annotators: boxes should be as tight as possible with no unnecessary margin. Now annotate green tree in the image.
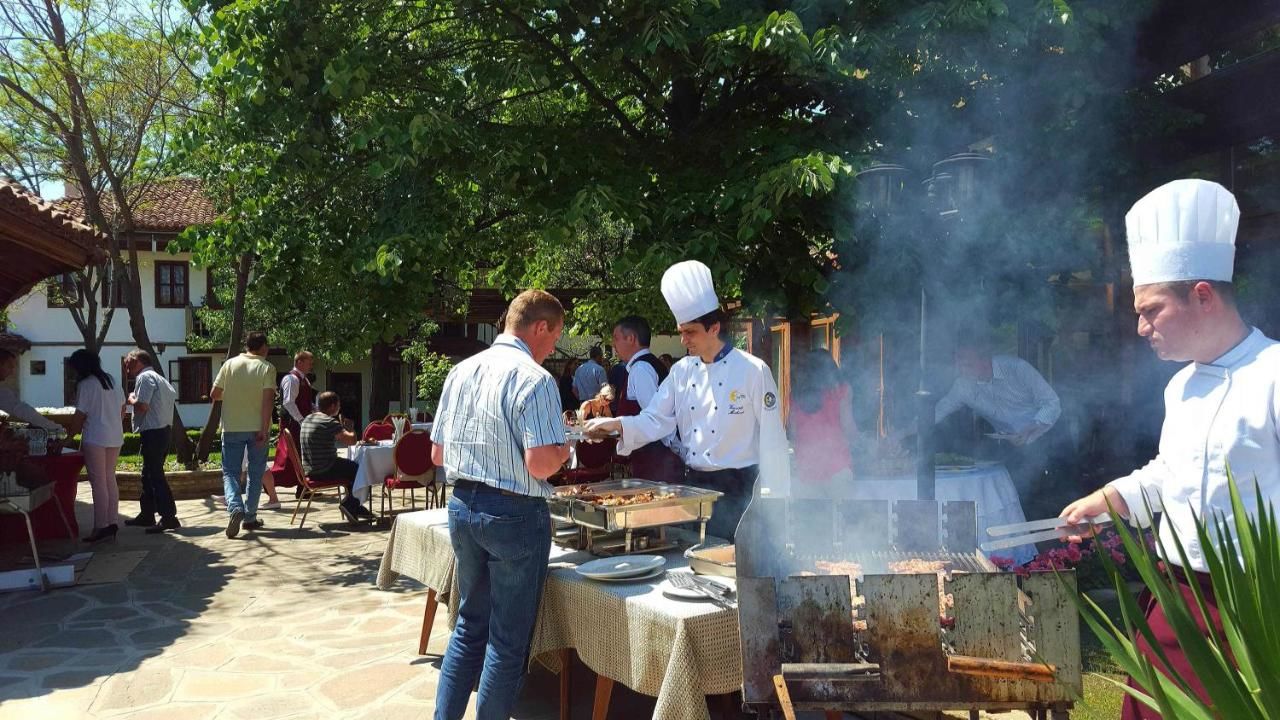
[180,0,1178,363]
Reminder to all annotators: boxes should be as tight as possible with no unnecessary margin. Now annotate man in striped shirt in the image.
[430,289,571,720]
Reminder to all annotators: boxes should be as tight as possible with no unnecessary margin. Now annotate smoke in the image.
[799,4,1178,536]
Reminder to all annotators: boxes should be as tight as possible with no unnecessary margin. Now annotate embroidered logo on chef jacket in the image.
[728,389,747,415]
[763,392,777,410]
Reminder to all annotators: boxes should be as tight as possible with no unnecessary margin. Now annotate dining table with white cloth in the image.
[839,462,1034,565]
[376,508,740,720]
[344,423,435,502]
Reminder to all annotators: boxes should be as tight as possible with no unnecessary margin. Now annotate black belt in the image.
[452,478,538,499]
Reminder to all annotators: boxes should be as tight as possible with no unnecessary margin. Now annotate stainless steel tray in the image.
[550,478,722,532]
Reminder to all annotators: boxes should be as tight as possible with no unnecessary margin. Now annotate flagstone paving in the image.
[0,484,661,720]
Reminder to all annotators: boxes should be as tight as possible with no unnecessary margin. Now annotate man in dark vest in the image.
[271,350,315,489]
[610,316,683,482]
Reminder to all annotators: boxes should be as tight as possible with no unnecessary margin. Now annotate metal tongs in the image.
[980,514,1111,552]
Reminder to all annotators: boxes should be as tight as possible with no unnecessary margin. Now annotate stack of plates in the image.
[575,555,666,582]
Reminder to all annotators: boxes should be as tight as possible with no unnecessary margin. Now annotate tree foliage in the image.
[179,0,1177,349]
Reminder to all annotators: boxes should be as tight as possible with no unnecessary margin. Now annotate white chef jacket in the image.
[1109,328,1280,573]
[935,354,1061,442]
[0,388,60,430]
[616,347,791,491]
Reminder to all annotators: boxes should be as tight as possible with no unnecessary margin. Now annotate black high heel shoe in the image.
[83,525,118,543]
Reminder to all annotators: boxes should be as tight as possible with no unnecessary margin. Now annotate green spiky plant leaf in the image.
[1068,467,1280,718]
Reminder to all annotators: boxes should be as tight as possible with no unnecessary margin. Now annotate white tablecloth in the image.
[346,442,396,502]
[842,463,1033,565]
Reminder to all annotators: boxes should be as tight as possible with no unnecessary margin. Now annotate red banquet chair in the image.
[362,421,394,443]
[283,429,349,528]
[381,429,438,519]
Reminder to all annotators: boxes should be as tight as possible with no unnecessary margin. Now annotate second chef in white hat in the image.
[1058,178,1280,720]
[585,260,791,540]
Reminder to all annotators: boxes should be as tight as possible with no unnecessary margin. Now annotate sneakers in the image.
[124,515,156,528]
[243,519,265,531]
[259,501,282,511]
[211,494,227,505]
[226,510,244,539]
[145,517,182,535]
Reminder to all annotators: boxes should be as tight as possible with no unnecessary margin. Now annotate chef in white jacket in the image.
[1059,179,1279,720]
[586,261,791,540]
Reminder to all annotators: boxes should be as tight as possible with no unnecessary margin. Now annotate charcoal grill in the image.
[736,494,1080,719]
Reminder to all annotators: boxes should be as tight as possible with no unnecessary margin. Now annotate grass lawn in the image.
[116,452,224,472]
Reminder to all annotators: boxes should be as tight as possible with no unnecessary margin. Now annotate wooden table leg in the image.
[592,674,614,720]
[714,693,738,719]
[418,588,438,655]
[559,648,573,720]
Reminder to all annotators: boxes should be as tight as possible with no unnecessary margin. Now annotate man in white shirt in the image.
[935,333,1061,447]
[122,349,181,534]
[611,315,682,482]
[279,350,315,440]
[0,349,60,431]
[1059,179,1278,719]
[572,346,607,402]
[587,261,790,540]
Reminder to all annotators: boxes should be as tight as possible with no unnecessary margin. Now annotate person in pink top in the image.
[788,350,857,493]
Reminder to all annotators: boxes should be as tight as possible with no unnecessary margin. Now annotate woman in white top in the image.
[70,349,126,543]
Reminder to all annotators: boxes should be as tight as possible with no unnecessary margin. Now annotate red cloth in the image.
[268,433,299,488]
[0,452,83,543]
[790,385,853,484]
[1121,567,1226,720]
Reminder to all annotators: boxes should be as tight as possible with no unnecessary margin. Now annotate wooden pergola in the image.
[0,177,103,307]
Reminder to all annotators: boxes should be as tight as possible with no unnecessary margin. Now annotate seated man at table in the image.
[300,391,374,522]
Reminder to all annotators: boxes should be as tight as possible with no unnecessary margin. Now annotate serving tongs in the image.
[980,514,1111,552]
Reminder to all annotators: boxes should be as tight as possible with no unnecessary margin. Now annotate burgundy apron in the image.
[1121,563,1226,720]
[615,354,683,483]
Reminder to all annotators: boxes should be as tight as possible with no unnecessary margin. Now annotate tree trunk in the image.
[369,340,395,421]
[196,253,253,460]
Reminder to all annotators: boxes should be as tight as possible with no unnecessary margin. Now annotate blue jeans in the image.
[221,431,268,520]
[435,482,552,720]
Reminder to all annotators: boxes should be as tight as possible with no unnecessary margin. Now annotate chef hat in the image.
[1125,179,1240,287]
[661,260,720,324]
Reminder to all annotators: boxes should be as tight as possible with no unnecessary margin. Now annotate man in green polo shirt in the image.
[211,331,277,539]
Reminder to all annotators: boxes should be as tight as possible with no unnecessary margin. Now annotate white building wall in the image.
[6,246,222,427]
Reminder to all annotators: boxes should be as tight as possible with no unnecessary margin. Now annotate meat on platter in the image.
[555,486,676,507]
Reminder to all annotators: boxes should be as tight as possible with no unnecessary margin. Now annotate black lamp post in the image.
[856,153,992,501]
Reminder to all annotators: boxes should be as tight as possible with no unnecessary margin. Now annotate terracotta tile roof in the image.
[0,176,104,250]
[57,177,215,232]
[0,332,32,354]
[0,176,105,306]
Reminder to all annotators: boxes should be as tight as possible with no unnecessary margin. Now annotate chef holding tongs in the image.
[987,180,1280,720]
[585,260,791,540]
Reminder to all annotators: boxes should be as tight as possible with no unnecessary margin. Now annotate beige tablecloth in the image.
[376,509,740,720]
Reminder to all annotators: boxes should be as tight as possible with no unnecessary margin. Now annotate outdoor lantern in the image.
[855,162,912,213]
[932,152,993,212]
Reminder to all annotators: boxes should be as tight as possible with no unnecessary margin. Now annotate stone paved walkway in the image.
[0,484,661,720]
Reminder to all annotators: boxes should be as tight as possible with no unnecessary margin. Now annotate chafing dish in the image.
[550,479,722,555]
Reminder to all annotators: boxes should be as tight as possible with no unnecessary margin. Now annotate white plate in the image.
[661,574,733,600]
[576,555,666,579]
[589,566,665,583]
